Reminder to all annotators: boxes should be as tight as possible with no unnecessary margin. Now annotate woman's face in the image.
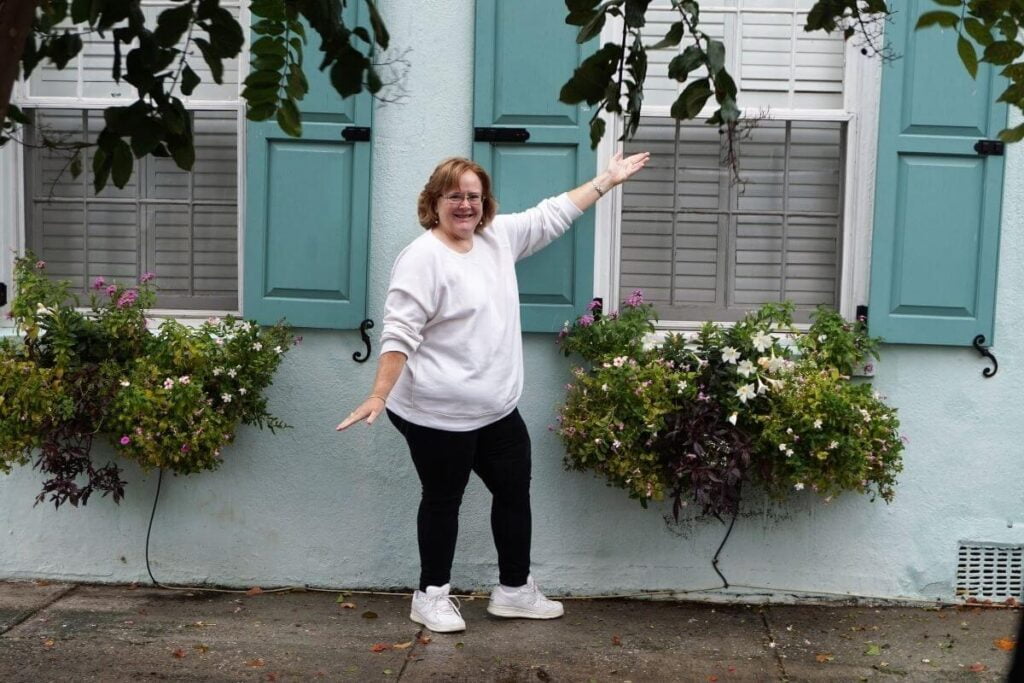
[435,170,484,242]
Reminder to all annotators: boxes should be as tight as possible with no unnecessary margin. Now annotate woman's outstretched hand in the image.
[605,150,651,187]
[336,396,386,430]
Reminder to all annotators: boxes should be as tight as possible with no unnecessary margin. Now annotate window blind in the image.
[25,109,239,310]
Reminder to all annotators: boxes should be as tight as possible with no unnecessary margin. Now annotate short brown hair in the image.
[417,157,498,231]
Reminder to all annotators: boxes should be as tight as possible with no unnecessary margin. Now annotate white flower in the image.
[612,440,621,449]
[736,383,756,403]
[119,380,131,387]
[594,438,602,445]
[756,378,769,395]
[737,359,755,378]
[721,346,740,364]
[813,419,823,429]
[786,427,793,435]
[178,375,190,385]
[221,393,232,403]
[612,356,628,367]
[727,412,737,426]
[677,380,687,394]
[767,354,785,373]
[785,448,794,458]
[752,331,773,352]
[238,387,247,395]
[163,378,175,390]
[274,346,283,354]
[601,383,609,392]
[818,334,827,342]
[228,368,237,378]
[778,443,788,452]
[794,482,805,491]
[829,440,839,450]
[35,302,53,316]
[252,342,263,351]
[860,408,872,422]
[213,367,223,376]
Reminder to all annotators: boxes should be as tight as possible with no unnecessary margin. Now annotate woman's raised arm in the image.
[566,150,650,213]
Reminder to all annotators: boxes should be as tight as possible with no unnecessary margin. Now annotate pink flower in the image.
[116,289,138,309]
[578,314,594,327]
[35,260,46,270]
[625,289,644,307]
[106,285,117,297]
[586,299,602,312]
[140,272,155,283]
[92,276,106,290]
[180,444,190,453]
[119,435,130,445]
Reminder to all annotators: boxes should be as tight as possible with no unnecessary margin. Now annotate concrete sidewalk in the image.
[0,581,1018,682]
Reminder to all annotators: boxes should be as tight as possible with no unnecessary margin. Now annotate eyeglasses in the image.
[442,192,484,205]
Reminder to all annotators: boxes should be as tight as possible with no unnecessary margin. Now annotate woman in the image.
[336,151,649,633]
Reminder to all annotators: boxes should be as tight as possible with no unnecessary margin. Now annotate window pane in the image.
[642,0,845,111]
[25,109,239,311]
[620,117,843,323]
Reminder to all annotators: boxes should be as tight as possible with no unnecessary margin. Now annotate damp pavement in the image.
[0,580,1018,682]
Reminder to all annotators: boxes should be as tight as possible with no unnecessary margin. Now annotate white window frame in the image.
[0,5,250,327]
[594,15,882,330]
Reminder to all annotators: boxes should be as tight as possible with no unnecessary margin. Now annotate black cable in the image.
[711,505,740,589]
[145,468,167,588]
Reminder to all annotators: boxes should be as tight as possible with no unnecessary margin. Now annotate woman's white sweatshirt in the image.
[379,193,583,431]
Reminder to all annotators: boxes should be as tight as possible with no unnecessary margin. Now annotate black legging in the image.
[387,408,532,591]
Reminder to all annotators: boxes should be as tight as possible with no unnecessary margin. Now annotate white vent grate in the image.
[955,543,1024,601]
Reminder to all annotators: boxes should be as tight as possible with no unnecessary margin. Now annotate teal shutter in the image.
[869,0,1008,346]
[473,0,597,332]
[244,4,372,329]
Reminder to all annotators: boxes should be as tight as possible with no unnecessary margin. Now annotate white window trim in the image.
[594,20,882,330]
[1,7,250,327]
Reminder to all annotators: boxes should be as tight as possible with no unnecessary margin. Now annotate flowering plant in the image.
[0,254,294,507]
[556,290,903,519]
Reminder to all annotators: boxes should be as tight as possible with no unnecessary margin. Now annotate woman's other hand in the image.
[605,150,650,186]
[336,396,387,430]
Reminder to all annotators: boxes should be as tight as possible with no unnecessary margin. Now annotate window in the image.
[601,0,875,325]
[9,0,243,313]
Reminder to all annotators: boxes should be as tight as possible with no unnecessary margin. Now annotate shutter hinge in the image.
[856,304,868,324]
[974,139,1005,156]
[474,127,530,143]
[341,126,371,142]
[0,282,6,307]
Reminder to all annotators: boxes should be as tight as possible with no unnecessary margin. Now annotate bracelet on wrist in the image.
[591,180,605,197]
[369,394,387,405]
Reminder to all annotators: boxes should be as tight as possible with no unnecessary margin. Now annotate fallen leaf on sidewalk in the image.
[246,587,264,596]
[265,673,278,682]
[43,639,55,648]
[247,658,266,667]
[335,594,349,603]
[968,662,987,672]
[171,648,186,659]
[338,602,356,609]
[194,644,209,653]
[370,643,392,653]
[708,676,718,682]
[33,580,51,587]
[815,653,834,663]
[994,637,1016,651]
[393,641,413,650]
[864,643,882,656]
[362,611,378,619]
[417,634,432,645]
[454,642,464,649]
[611,634,622,646]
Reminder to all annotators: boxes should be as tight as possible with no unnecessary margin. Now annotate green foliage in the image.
[556,292,903,518]
[0,253,295,508]
[4,0,389,191]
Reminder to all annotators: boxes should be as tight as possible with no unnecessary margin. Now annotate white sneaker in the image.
[410,584,465,633]
[487,575,564,619]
